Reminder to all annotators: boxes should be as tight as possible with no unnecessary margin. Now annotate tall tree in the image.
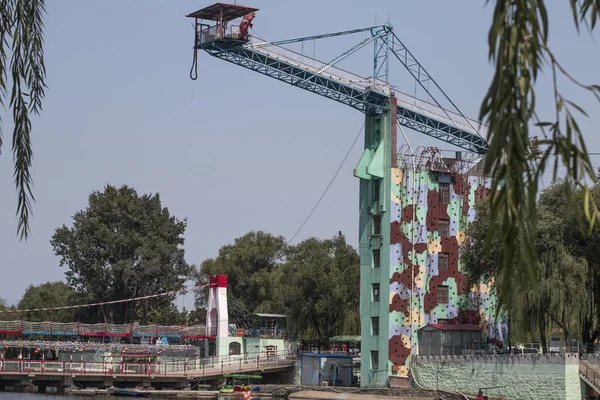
[197,231,287,313]
[482,0,600,314]
[0,298,17,321]
[50,185,193,324]
[195,231,360,343]
[462,181,593,350]
[281,233,360,343]
[17,281,78,322]
[0,0,47,240]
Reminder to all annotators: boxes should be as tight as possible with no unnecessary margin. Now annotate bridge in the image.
[580,358,600,398]
[0,275,296,392]
[0,350,296,392]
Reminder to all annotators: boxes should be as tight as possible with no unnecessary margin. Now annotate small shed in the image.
[300,353,355,387]
[418,324,482,356]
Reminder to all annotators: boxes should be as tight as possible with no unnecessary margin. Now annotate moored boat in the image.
[108,387,151,397]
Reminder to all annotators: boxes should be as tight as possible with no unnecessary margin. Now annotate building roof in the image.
[422,324,482,332]
[329,335,361,342]
[300,352,355,359]
[252,313,287,318]
[186,3,259,22]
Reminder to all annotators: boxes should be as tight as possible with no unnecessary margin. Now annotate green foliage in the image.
[199,231,287,312]
[50,184,194,324]
[196,231,360,344]
[481,0,600,318]
[17,281,79,322]
[0,298,18,321]
[0,0,47,240]
[462,181,597,350]
[281,233,360,342]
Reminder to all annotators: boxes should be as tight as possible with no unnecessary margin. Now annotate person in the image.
[239,12,256,38]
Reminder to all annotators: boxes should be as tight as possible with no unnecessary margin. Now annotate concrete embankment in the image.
[288,391,438,400]
[65,385,470,399]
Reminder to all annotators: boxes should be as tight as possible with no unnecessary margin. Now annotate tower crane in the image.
[186,3,490,388]
[187,4,488,154]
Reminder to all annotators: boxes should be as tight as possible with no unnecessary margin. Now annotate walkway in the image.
[0,351,296,380]
[580,358,600,395]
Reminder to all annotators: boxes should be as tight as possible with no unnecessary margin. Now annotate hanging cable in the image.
[0,284,209,314]
[285,123,365,245]
[190,19,199,80]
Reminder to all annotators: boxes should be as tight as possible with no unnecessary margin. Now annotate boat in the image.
[108,387,151,397]
[219,373,262,395]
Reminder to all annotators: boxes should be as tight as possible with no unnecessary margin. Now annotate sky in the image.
[0,1,599,311]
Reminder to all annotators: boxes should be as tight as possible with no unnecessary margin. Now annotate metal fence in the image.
[0,350,295,377]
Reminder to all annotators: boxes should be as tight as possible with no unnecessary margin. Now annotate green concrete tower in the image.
[354,97,397,388]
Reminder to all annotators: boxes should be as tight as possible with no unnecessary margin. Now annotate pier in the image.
[0,350,296,392]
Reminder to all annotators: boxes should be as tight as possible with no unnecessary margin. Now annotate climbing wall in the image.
[387,164,508,376]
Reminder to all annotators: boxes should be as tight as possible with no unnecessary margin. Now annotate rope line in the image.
[286,123,365,245]
[0,284,208,314]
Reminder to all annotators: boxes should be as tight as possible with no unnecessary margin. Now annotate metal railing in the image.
[0,320,208,338]
[580,359,600,392]
[0,350,295,377]
[247,37,486,138]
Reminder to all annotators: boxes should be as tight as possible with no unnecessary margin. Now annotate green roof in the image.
[329,335,361,343]
[222,374,262,379]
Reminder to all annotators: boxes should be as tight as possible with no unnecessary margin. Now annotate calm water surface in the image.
[0,394,176,400]
[0,394,252,400]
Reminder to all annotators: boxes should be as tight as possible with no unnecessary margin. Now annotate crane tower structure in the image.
[186,3,507,388]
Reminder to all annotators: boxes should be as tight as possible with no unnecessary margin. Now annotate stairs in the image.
[580,358,600,395]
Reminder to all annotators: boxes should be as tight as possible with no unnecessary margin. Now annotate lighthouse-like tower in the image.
[206,274,229,356]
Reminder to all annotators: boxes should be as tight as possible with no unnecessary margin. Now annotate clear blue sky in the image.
[1,1,598,310]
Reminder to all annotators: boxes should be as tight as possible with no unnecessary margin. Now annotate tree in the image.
[195,231,360,344]
[50,184,194,324]
[281,233,360,343]
[17,281,79,322]
[197,231,287,313]
[1,0,47,240]
[0,298,18,321]
[481,0,600,314]
[462,181,593,351]
[3,1,599,321]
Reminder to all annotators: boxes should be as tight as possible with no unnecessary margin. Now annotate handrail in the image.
[0,320,288,339]
[0,350,296,377]
[580,358,600,391]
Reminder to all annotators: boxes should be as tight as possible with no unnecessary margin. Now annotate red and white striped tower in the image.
[206,275,229,344]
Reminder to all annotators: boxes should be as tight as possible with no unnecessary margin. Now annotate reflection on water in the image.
[0,394,166,400]
[0,394,266,400]
[0,394,110,400]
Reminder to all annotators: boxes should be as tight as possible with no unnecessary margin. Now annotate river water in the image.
[0,393,257,400]
[0,394,179,400]
[0,394,111,400]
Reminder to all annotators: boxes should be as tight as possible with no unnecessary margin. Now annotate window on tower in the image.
[373,215,381,235]
[371,351,379,370]
[437,285,449,304]
[439,182,450,204]
[371,317,379,335]
[373,249,381,268]
[373,179,380,203]
[372,283,380,302]
[438,219,450,237]
[438,253,449,271]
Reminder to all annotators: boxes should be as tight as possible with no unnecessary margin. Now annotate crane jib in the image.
[201,41,488,154]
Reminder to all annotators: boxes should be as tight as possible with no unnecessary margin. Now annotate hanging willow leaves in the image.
[481,0,600,318]
[0,0,47,240]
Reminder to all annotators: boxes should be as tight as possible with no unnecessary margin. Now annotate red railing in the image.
[0,350,296,377]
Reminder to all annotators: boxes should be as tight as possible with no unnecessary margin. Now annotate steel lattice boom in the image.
[187,6,488,154]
